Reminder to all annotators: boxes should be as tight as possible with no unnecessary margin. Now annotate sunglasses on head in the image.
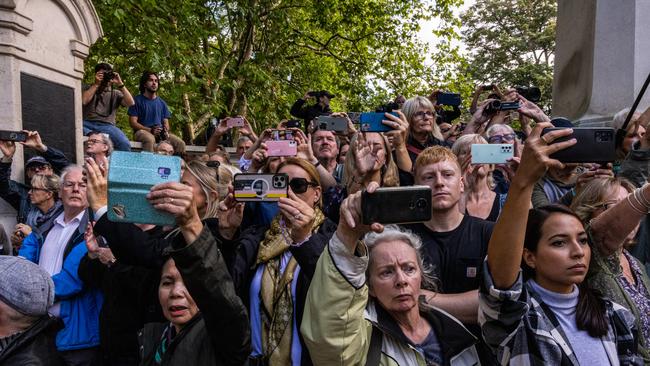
[289,178,317,194]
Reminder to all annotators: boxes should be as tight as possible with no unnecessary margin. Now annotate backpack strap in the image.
[365,325,383,366]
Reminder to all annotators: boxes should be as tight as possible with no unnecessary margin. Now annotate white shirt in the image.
[38,210,85,316]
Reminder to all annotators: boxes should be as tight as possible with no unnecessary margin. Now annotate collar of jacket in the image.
[365,299,478,360]
[34,210,89,261]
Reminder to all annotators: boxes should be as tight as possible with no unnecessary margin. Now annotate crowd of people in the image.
[1,62,650,366]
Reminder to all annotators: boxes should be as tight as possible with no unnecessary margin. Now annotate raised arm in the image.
[589,183,650,257]
[488,123,575,289]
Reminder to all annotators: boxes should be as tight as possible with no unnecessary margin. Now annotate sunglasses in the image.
[289,178,317,194]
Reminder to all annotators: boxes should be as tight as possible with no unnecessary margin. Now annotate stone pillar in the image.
[0,0,101,238]
[552,0,650,125]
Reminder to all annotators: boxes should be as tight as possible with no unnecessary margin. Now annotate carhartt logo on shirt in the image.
[466,267,477,278]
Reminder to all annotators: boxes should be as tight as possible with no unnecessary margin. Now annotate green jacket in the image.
[588,248,650,364]
[301,233,480,366]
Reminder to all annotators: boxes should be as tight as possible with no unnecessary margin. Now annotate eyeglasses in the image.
[289,178,318,194]
[86,139,106,145]
[63,181,87,190]
[413,111,435,120]
[488,133,516,144]
[27,164,50,172]
[594,200,618,211]
[28,187,50,193]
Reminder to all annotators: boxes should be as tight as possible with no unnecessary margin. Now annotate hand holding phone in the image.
[0,130,27,143]
[542,127,615,163]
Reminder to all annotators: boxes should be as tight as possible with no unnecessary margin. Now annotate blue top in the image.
[127,94,171,128]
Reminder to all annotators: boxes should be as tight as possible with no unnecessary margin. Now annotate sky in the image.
[417,0,476,64]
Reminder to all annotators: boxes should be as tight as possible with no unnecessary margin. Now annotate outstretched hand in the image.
[337,182,384,251]
[85,157,108,211]
[217,190,244,240]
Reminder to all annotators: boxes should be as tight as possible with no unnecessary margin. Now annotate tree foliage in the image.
[88,0,462,141]
[460,0,556,109]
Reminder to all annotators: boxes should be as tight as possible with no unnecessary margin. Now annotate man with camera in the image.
[82,63,135,152]
[290,90,334,128]
[128,71,186,154]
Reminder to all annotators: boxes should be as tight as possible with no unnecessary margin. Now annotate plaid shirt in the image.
[478,263,642,365]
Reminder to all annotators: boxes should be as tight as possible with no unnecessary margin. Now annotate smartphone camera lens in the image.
[596,131,612,142]
[416,198,427,209]
[9,133,16,140]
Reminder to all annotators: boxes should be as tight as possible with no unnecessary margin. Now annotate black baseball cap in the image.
[318,90,336,99]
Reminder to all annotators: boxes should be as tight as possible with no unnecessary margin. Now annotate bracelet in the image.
[116,84,125,89]
[312,160,321,168]
[627,195,646,214]
[635,185,650,208]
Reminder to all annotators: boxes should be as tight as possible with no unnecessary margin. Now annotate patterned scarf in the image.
[154,323,176,365]
[256,209,325,365]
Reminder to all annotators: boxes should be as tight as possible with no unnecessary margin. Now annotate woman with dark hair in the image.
[479,122,642,364]
[218,157,337,366]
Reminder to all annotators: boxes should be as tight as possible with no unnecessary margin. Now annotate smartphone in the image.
[471,144,514,164]
[359,112,398,132]
[0,130,27,142]
[107,151,182,226]
[286,119,302,129]
[227,117,245,128]
[542,127,615,163]
[362,186,432,225]
[266,140,297,156]
[233,173,288,202]
[316,116,348,132]
[436,92,462,107]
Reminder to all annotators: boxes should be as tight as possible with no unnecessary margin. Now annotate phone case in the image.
[436,93,462,106]
[227,118,245,128]
[270,129,294,141]
[543,127,615,163]
[233,173,288,202]
[266,140,297,156]
[471,144,514,164]
[315,116,348,132]
[362,186,432,224]
[359,112,398,132]
[107,151,182,226]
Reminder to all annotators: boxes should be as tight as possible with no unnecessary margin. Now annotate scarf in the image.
[26,200,63,232]
[256,209,325,365]
[154,323,176,365]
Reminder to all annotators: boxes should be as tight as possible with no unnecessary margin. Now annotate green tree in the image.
[460,0,556,109]
[88,0,462,142]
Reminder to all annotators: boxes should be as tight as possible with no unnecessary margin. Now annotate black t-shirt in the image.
[403,215,494,294]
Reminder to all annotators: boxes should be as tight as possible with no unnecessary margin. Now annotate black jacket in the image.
[139,225,250,366]
[78,254,162,366]
[289,99,332,127]
[222,218,337,365]
[0,315,63,366]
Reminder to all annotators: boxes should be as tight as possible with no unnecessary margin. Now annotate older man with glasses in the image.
[84,131,113,160]
[19,165,102,366]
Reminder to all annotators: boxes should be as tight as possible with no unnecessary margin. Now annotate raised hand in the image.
[383,110,409,148]
[337,181,384,250]
[354,133,377,178]
[85,157,108,211]
[22,130,46,152]
[278,190,316,243]
[0,140,16,159]
[217,191,244,240]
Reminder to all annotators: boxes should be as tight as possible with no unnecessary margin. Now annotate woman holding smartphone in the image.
[479,123,642,364]
[218,157,337,366]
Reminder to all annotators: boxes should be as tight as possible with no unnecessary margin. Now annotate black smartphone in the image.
[286,119,302,129]
[436,92,462,107]
[542,127,615,163]
[362,186,432,225]
[0,130,27,142]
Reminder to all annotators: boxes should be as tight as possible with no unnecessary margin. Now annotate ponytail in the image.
[576,282,608,337]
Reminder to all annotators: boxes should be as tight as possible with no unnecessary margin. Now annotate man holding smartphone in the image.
[401,147,494,336]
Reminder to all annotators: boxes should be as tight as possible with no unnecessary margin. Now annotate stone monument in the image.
[0,0,102,238]
[553,0,650,125]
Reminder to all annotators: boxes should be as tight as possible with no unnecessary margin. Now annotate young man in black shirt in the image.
[402,146,494,326]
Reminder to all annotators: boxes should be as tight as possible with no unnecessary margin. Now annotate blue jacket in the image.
[18,211,103,351]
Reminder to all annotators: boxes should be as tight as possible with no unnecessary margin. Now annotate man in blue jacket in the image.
[19,165,102,366]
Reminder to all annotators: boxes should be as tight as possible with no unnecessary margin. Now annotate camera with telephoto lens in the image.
[376,102,400,113]
[515,86,541,103]
[483,100,520,115]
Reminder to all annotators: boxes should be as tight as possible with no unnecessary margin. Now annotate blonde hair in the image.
[343,132,399,192]
[413,146,460,177]
[570,177,635,223]
[451,134,494,190]
[31,174,60,200]
[402,96,443,141]
[184,160,220,219]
